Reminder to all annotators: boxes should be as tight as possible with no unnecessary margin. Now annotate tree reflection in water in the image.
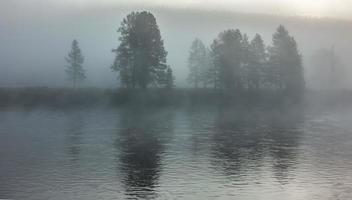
[114,108,174,199]
[65,111,85,163]
[210,106,305,183]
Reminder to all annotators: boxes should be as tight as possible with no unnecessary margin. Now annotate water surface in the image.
[1,106,352,199]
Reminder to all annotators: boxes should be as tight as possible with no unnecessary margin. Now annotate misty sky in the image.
[2,0,352,19]
[80,0,352,19]
[1,0,352,88]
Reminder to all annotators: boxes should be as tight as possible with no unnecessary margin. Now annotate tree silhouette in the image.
[211,29,244,90]
[241,34,251,89]
[310,47,344,89]
[248,34,267,90]
[187,39,208,88]
[111,11,170,89]
[208,40,221,89]
[65,39,85,88]
[268,25,304,95]
[165,66,175,89]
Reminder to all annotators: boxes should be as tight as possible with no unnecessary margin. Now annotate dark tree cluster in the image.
[111,11,174,89]
[187,25,305,97]
[64,11,304,100]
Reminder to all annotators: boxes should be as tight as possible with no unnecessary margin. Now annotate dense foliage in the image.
[187,25,304,98]
[111,11,173,89]
[63,11,305,101]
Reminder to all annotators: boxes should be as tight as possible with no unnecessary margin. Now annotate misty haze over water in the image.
[1,106,352,199]
[1,2,352,88]
[2,0,352,199]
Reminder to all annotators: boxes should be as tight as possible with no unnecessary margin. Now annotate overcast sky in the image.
[2,0,352,19]
[1,0,352,88]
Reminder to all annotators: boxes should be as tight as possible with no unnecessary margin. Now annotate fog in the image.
[1,0,352,88]
[3,2,352,199]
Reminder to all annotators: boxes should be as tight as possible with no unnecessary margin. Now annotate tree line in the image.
[65,11,304,97]
[187,26,304,96]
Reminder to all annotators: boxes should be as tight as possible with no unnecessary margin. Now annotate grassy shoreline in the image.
[0,87,349,108]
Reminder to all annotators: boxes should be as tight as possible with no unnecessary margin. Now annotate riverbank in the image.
[0,87,349,108]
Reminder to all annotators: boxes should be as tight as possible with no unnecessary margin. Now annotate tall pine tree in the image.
[241,34,251,89]
[65,39,85,88]
[165,66,174,89]
[268,25,304,95]
[187,39,208,88]
[248,34,266,90]
[209,40,221,89]
[211,29,243,90]
[111,11,170,89]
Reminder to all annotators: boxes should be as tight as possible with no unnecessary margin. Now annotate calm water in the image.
[1,106,352,200]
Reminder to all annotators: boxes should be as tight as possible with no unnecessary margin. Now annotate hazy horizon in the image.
[2,0,352,20]
[2,2,352,199]
[1,1,352,88]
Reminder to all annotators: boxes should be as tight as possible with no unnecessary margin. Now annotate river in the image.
[1,106,352,199]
